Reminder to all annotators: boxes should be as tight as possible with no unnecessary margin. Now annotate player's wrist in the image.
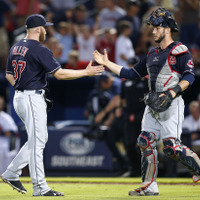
[105,60,111,67]
[171,85,182,98]
[85,68,90,76]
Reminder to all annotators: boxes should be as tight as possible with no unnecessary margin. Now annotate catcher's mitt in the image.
[144,91,173,112]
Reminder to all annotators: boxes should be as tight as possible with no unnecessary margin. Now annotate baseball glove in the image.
[144,91,173,112]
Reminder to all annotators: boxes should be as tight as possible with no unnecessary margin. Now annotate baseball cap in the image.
[25,14,53,28]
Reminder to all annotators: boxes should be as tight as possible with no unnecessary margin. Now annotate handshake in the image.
[85,49,122,77]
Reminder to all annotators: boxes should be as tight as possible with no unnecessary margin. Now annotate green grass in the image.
[0,177,199,200]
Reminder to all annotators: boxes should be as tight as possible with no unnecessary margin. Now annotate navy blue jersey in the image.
[6,39,61,90]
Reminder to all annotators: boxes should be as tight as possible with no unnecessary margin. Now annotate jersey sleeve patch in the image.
[187,59,194,68]
[171,44,188,55]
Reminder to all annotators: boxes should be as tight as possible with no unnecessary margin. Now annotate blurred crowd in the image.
[1,0,200,177]
[0,0,199,72]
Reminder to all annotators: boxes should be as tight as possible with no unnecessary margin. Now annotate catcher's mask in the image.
[145,8,178,32]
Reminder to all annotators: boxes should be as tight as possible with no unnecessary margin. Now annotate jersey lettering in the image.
[12,60,18,80]
[169,56,176,65]
[12,60,26,81]
[12,46,29,57]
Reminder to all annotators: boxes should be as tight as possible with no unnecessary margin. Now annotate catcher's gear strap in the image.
[137,132,158,189]
[171,44,188,55]
[163,138,200,175]
[172,85,182,95]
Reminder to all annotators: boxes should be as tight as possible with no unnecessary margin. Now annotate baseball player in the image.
[93,8,200,196]
[1,14,104,196]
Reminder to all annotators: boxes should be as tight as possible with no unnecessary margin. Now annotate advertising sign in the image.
[44,126,113,170]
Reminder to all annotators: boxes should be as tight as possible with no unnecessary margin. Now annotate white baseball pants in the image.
[2,90,50,195]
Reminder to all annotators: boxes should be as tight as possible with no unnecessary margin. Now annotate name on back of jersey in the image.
[12,46,29,57]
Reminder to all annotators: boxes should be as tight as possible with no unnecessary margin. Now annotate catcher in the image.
[93,7,200,196]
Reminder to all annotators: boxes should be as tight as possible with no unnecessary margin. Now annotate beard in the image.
[154,33,165,43]
[39,29,46,42]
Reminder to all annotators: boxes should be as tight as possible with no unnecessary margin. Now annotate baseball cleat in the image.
[33,190,64,196]
[1,176,27,194]
[192,175,200,183]
[129,186,159,196]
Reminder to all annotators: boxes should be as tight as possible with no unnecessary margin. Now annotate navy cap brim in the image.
[45,22,54,27]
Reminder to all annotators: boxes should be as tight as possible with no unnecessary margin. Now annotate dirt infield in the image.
[45,181,200,185]
[1,177,199,186]
[2,178,197,185]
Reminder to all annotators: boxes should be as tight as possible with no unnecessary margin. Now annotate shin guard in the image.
[163,138,200,176]
[137,132,159,189]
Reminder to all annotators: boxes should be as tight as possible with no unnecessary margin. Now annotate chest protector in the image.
[146,42,188,92]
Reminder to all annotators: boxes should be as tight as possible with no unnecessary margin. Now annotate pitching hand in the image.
[93,49,109,66]
[85,60,104,76]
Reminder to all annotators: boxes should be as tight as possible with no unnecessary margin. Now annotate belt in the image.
[16,89,44,95]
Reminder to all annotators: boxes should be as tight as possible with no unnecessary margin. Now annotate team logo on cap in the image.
[187,59,194,68]
[169,56,176,65]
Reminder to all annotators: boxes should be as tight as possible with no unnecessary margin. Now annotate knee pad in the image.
[163,138,177,158]
[163,137,200,175]
[137,131,156,149]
